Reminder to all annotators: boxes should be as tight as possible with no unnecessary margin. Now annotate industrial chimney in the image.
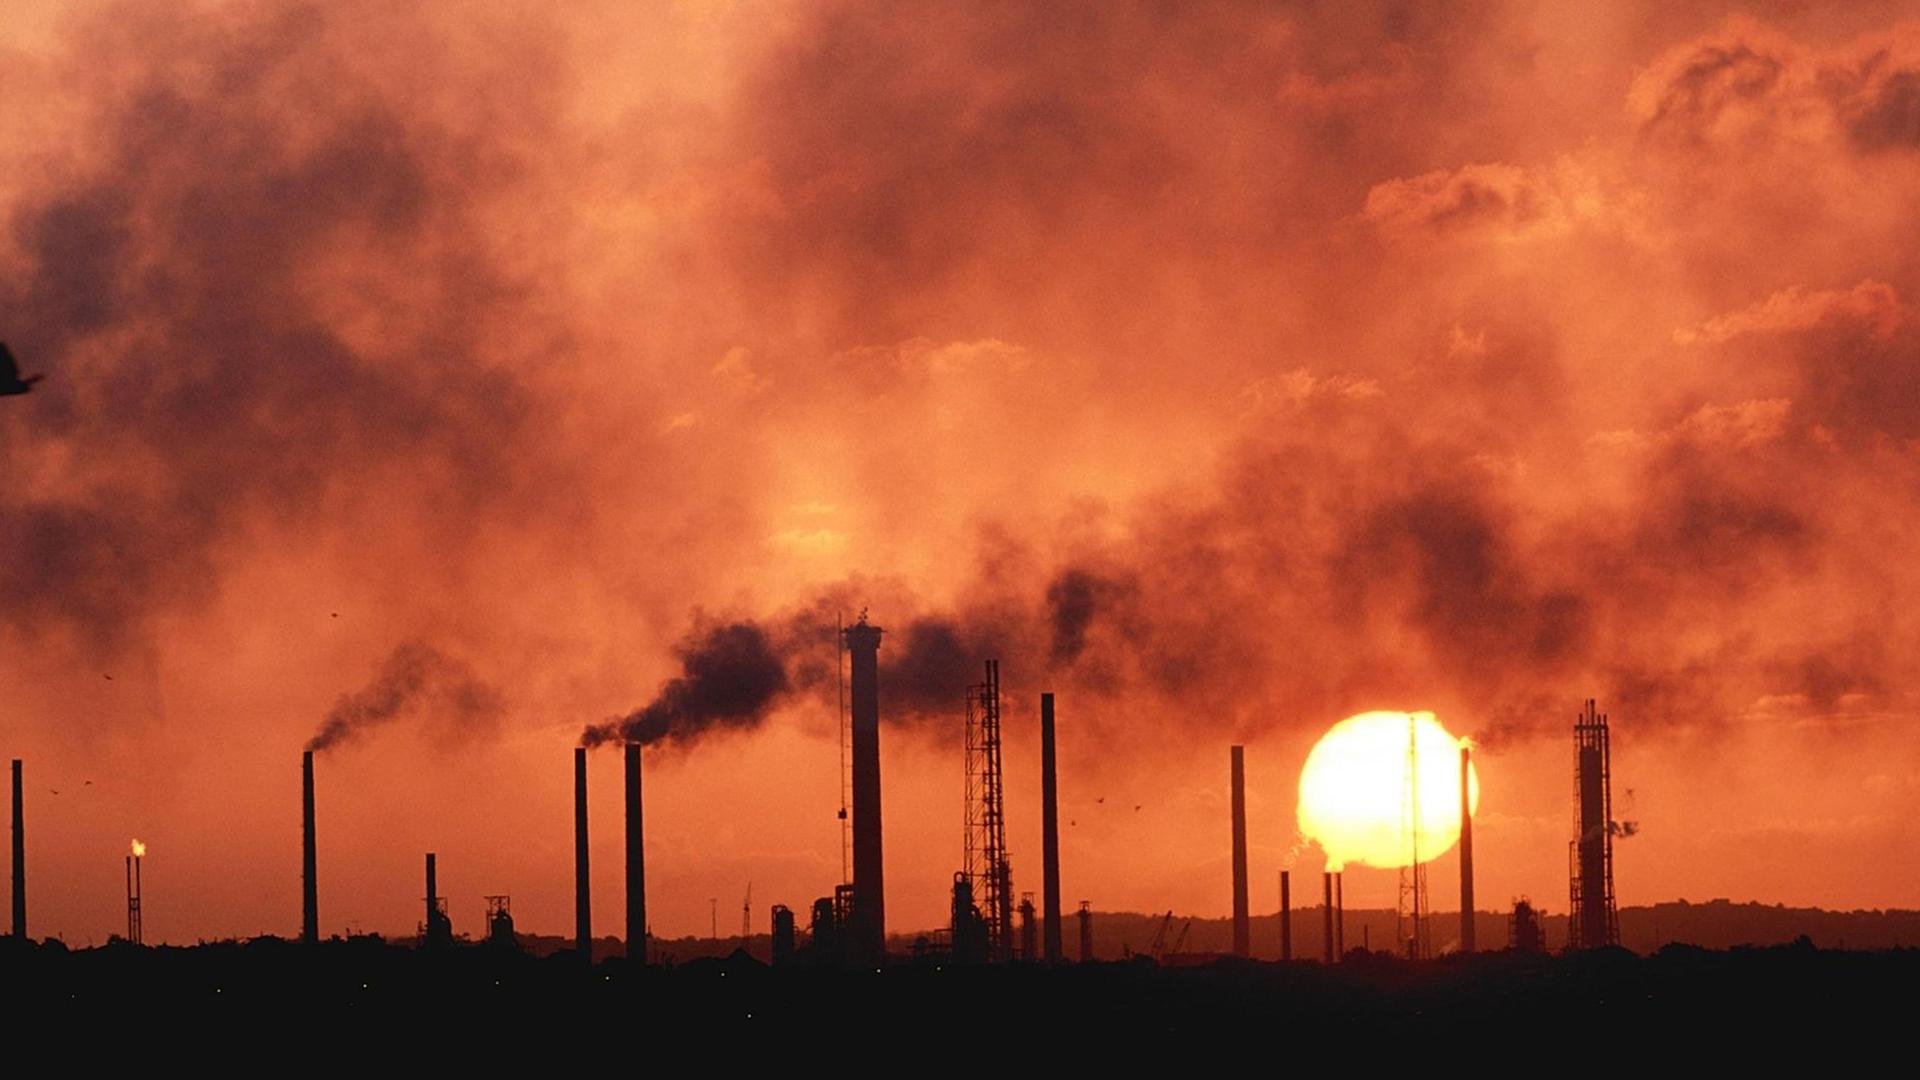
[1570,699,1617,949]
[575,746,591,962]
[301,751,317,945]
[11,759,23,939]
[1322,871,1333,963]
[1040,692,1062,963]
[1335,871,1345,957]
[1077,900,1092,963]
[625,742,646,964]
[1230,746,1249,958]
[1280,870,1292,961]
[1459,745,1475,954]
[844,616,885,965]
[424,853,443,948]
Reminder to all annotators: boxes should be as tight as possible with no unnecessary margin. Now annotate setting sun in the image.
[1297,711,1478,871]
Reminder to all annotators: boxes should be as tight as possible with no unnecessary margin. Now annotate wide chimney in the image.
[575,746,591,961]
[1459,744,1475,954]
[845,617,885,965]
[301,751,317,945]
[424,853,439,948]
[1040,692,1062,962]
[625,742,646,963]
[1230,746,1249,958]
[11,759,23,939]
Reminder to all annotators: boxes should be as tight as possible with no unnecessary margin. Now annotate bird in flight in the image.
[1,342,43,396]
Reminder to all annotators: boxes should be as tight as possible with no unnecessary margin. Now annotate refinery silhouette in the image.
[3,615,1913,1048]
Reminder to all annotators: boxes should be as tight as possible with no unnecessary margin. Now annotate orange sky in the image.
[2,0,1918,947]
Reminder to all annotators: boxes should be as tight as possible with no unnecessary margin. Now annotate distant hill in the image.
[494,899,1920,963]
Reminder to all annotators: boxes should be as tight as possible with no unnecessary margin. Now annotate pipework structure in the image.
[1396,713,1428,959]
[1569,698,1619,949]
[125,843,143,945]
[965,659,1013,962]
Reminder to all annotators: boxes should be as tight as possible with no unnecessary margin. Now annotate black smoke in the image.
[581,621,791,748]
[306,641,504,752]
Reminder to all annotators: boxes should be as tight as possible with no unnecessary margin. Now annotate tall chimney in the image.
[1077,900,1092,963]
[1040,693,1062,963]
[1322,871,1333,963]
[625,742,646,964]
[575,746,591,962]
[1459,744,1475,954]
[1230,746,1249,958]
[845,617,885,965]
[424,853,438,947]
[1335,871,1345,958]
[301,751,317,945]
[1280,870,1292,961]
[11,759,23,939]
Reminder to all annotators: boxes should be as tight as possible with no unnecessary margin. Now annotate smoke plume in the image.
[581,621,791,748]
[306,641,504,753]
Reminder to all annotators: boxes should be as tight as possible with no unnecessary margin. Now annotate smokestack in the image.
[301,751,316,945]
[1280,870,1292,961]
[1459,745,1475,955]
[575,746,591,962]
[1040,693,1062,963]
[845,617,885,965]
[424,853,438,948]
[1322,871,1333,963]
[1335,871,1345,958]
[1077,900,1092,962]
[625,742,646,964]
[1230,746,1249,958]
[10,760,22,940]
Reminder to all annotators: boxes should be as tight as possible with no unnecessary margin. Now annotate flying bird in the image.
[0,342,43,396]
[1096,797,1105,804]
[1133,804,1142,812]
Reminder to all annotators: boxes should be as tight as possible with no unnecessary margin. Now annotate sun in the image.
[1297,711,1478,871]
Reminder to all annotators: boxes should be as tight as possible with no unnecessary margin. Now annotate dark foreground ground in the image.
[0,936,1907,1060]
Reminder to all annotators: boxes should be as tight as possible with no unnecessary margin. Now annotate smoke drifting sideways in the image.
[578,607,1016,750]
[306,641,504,753]
[580,622,789,749]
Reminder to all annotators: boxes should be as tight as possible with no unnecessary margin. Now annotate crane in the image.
[1171,918,1193,956]
[1146,910,1176,961]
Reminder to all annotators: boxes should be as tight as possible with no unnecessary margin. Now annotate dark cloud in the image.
[0,1,555,653]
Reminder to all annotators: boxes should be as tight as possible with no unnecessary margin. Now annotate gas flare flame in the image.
[130,839,146,858]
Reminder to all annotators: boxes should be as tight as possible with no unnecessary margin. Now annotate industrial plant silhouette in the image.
[4,615,1914,1044]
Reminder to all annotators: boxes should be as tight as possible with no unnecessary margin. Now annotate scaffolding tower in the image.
[1569,699,1619,948]
[1396,713,1428,959]
[965,659,1013,962]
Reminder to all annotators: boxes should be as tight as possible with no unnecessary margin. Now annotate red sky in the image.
[2,0,1919,946]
